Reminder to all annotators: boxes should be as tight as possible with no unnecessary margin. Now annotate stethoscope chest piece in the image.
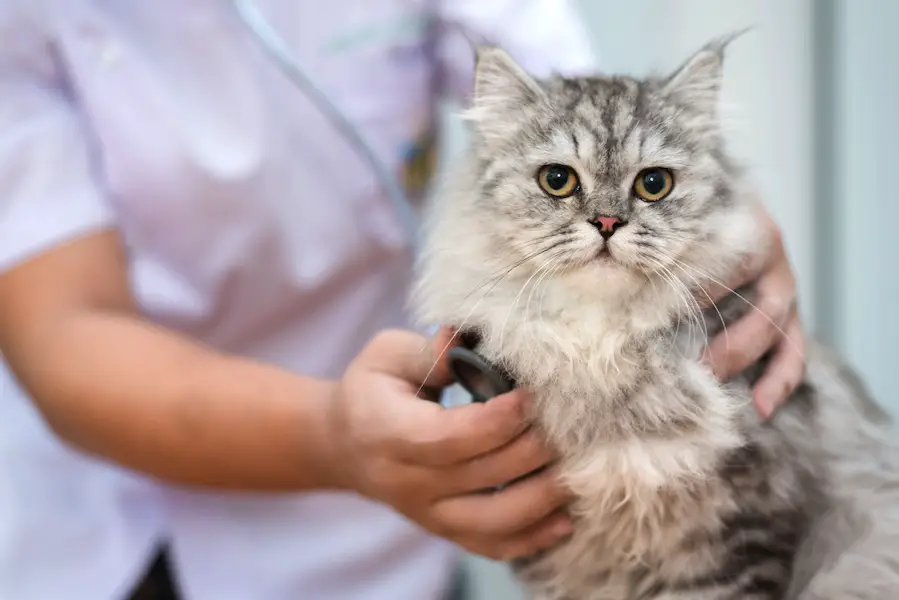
[446,343,515,403]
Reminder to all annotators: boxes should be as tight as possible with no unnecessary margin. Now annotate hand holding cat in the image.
[330,328,572,560]
[702,204,806,419]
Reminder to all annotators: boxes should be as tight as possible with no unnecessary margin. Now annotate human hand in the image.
[702,204,807,419]
[329,327,572,560]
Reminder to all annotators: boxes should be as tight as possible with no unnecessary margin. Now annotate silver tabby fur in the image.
[411,36,899,600]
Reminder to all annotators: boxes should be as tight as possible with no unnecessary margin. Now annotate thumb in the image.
[358,326,462,390]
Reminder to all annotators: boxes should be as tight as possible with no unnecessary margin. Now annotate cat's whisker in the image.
[502,229,571,256]
[462,238,571,302]
[520,254,559,365]
[414,242,572,399]
[525,253,564,319]
[499,249,569,349]
[651,243,853,409]
[665,253,804,362]
[647,255,706,348]
[536,255,570,324]
[464,226,573,288]
[648,260,696,351]
[640,231,740,347]
[644,257,691,354]
[651,247,726,356]
[644,257,687,353]
[663,249,853,401]
[529,253,571,369]
[462,242,571,321]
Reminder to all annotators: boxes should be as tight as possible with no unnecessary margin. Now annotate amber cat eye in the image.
[537,164,580,198]
[633,168,674,202]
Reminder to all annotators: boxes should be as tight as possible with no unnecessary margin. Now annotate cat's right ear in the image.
[466,46,548,142]
[661,28,750,118]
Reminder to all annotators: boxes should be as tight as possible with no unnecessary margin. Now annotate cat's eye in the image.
[633,168,674,202]
[537,164,580,198]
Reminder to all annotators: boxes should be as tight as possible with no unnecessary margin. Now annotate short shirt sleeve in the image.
[433,0,601,103]
[0,3,114,273]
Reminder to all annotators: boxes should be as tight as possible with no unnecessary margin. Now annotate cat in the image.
[411,35,899,600]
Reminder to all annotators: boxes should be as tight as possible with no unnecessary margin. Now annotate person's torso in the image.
[0,1,457,598]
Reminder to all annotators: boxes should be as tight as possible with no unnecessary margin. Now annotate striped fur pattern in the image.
[411,37,899,599]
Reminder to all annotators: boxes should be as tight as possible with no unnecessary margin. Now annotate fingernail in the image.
[553,517,573,537]
[755,396,774,420]
[499,388,524,404]
[518,392,538,419]
[493,391,524,414]
[499,388,525,405]
[517,389,533,405]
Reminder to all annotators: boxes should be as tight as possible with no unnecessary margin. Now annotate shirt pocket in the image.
[311,2,438,240]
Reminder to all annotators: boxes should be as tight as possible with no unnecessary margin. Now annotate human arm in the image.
[0,231,349,491]
[1,236,571,557]
[2,234,571,558]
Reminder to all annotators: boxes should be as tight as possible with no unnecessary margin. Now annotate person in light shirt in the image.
[0,1,806,599]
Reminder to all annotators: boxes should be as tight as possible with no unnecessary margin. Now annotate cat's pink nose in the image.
[591,215,627,240]
[597,216,621,230]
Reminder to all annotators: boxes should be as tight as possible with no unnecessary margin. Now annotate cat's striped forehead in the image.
[525,75,703,189]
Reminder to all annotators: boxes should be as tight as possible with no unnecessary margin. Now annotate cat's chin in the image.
[587,248,646,278]
[579,255,629,274]
[595,247,616,264]
[560,259,648,303]
[570,243,631,269]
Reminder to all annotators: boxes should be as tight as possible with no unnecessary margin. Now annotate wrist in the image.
[308,379,357,492]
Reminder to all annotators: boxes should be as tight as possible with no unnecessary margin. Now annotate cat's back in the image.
[768,343,899,599]
[772,342,895,474]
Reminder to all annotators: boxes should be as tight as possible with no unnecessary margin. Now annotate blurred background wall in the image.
[441,1,899,597]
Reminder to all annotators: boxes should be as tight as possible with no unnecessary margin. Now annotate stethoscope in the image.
[230,0,514,403]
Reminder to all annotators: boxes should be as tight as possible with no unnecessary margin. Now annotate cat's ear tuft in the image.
[467,45,548,137]
[473,45,546,107]
[662,28,750,116]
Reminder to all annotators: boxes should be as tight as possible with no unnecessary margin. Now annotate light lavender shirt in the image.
[0,1,598,598]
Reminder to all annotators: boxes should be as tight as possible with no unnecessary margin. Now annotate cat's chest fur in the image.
[474,297,745,484]
[474,306,750,597]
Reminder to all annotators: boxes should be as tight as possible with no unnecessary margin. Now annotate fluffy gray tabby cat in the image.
[411,36,899,600]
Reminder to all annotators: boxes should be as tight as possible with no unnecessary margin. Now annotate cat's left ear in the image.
[662,28,750,116]
[467,46,548,140]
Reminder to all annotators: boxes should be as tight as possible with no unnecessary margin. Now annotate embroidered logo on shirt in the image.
[400,124,438,202]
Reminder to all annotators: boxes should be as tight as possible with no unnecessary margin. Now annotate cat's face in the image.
[449,40,755,301]
[414,37,760,335]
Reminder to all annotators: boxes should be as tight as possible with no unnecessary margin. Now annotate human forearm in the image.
[7,308,347,492]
